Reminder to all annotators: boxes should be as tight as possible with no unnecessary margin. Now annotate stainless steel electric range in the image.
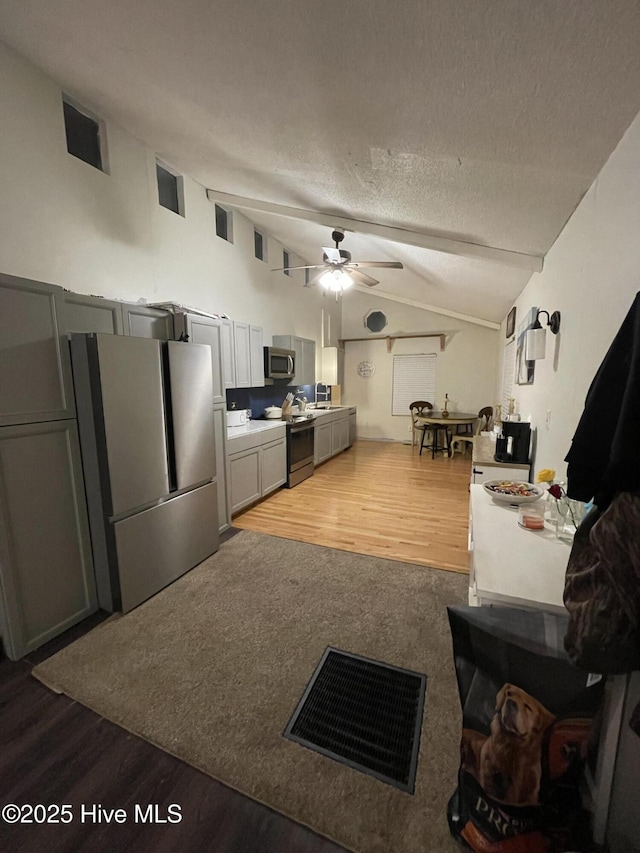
[286,416,315,487]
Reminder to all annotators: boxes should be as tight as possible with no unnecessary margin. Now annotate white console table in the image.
[468,484,569,613]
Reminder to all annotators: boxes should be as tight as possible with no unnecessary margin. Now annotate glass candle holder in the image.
[519,504,545,530]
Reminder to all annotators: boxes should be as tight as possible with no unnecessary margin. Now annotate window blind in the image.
[392,354,437,415]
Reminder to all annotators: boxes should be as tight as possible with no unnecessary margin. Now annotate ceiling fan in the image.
[272,228,403,292]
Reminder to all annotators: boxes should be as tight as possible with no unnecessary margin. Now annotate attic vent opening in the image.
[365,310,388,333]
[62,96,107,172]
[156,161,184,216]
[215,204,233,242]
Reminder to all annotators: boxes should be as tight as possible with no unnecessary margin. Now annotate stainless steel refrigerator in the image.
[71,333,219,613]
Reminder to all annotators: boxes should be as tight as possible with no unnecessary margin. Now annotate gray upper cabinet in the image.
[62,292,125,335]
[122,303,174,340]
[273,335,316,386]
[174,313,225,405]
[0,419,97,659]
[0,274,75,427]
[220,319,236,389]
[250,325,265,387]
[233,321,251,388]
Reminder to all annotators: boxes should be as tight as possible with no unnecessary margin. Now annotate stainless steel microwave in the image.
[264,346,295,380]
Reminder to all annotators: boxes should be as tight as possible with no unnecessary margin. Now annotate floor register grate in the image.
[283,647,427,793]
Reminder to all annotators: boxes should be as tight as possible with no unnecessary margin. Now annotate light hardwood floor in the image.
[233,440,472,573]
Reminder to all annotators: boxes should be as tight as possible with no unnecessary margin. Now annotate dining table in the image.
[415,411,478,457]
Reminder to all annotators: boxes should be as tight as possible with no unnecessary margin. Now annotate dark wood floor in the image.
[0,609,347,852]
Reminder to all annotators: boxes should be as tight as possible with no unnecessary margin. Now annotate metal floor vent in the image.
[284,647,427,793]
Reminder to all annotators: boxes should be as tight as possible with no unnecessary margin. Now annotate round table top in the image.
[417,411,477,423]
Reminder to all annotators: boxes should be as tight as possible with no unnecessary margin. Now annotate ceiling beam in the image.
[351,285,501,329]
[206,189,543,273]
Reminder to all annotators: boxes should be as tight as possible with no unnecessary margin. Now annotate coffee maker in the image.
[495,421,531,464]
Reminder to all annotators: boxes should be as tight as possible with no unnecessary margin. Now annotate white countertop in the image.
[226,406,355,440]
[226,420,286,441]
[470,484,569,613]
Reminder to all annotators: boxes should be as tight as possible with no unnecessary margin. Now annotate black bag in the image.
[447,606,604,852]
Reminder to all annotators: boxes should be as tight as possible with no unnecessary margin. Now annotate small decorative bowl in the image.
[483,480,545,505]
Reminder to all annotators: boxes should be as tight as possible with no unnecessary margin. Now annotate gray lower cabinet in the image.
[122,304,174,340]
[62,291,125,335]
[0,273,75,427]
[348,409,357,447]
[314,421,332,465]
[227,427,286,515]
[213,406,230,533]
[261,437,287,496]
[0,419,97,659]
[331,414,349,455]
[228,447,261,514]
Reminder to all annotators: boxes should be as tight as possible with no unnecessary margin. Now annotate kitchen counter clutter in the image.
[471,432,531,484]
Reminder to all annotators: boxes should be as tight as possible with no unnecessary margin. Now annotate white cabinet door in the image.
[0,420,97,659]
[301,338,316,385]
[228,447,261,514]
[314,422,332,465]
[233,322,251,388]
[122,304,174,340]
[220,319,236,389]
[175,314,225,405]
[261,437,286,495]
[331,419,342,455]
[338,414,350,451]
[250,325,265,387]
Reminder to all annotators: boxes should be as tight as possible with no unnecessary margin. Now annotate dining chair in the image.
[409,401,433,449]
[449,406,493,458]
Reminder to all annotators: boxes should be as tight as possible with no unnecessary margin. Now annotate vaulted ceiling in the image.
[3,1,640,324]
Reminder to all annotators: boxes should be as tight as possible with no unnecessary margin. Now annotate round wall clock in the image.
[357,360,376,378]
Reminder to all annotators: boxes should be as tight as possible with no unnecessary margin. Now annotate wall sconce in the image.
[525,309,561,360]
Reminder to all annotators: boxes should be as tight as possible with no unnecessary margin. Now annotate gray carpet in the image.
[34,530,468,853]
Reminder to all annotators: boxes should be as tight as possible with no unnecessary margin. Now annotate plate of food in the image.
[482,480,545,504]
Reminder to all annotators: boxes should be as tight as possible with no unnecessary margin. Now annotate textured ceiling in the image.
[2,0,640,322]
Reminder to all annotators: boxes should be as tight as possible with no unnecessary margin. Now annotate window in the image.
[392,354,437,415]
[365,310,387,333]
[254,229,266,261]
[305,267,311,286]
[215,204,232,242]
[156,161,184,216]
[283,250,291,275]
[62,96,106,172]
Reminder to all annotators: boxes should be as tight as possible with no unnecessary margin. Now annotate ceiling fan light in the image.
[319,269,353,292]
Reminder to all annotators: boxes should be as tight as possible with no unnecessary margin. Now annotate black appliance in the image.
[495,421,531,464]
[264,346,295,381]
[286,417,315,487]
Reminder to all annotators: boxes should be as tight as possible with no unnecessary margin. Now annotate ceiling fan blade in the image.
[349,261,404,269]
[304,270,327,288]
[270,264,325,272]
[348,268,379,287]
[322,247,343,264]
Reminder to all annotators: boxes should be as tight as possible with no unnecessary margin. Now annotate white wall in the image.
[341,291,500,441]
[0,41,341,359]
[500,107,640,482]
